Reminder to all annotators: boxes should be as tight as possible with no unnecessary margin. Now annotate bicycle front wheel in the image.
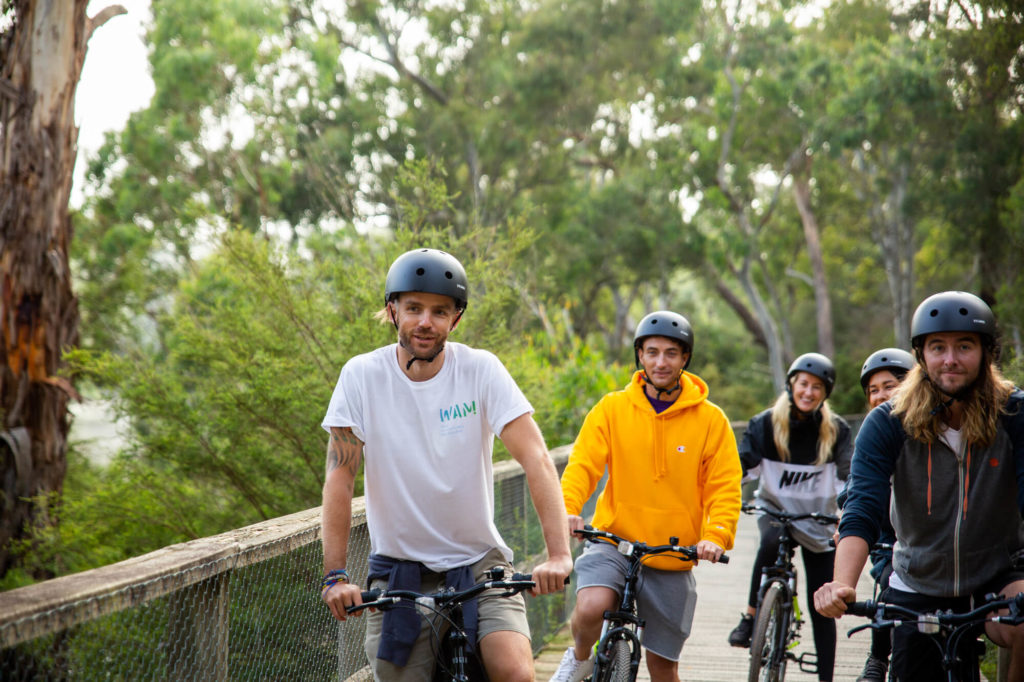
[748,581,789,682]
[594,638,633,682]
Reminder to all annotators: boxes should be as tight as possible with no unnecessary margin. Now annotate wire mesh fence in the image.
[0,448,586,681]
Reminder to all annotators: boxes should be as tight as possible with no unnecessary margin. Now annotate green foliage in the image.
[43,162,599,572]
[507,339,631,450]
[19,0,1024,586]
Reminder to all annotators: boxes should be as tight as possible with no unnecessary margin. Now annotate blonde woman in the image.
[728,353,852,682]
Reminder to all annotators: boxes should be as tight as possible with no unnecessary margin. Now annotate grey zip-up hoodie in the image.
[839,390,1024,597]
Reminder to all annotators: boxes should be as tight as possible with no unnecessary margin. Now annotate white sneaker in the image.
[549,646,593,682]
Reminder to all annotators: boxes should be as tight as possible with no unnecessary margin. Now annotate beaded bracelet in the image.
[321,568,349,594]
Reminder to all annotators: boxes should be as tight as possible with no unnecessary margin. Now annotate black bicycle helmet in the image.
[859,348,915,392]
[910,291,996,350]
[786,352,836,397]
[633,310,694,369]
[384,248,469,311]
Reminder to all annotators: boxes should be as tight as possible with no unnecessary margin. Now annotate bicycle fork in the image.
[594,611,644,679]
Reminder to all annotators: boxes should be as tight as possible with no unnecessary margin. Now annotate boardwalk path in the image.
[535,511,881,681]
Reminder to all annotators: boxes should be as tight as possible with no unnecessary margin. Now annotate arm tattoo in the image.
[327,427,363,477]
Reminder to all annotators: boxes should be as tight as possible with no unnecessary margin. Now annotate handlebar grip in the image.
[845,600,876,617]
[360,588,382,602]
[510,572,570,585]
[718,554,730,564]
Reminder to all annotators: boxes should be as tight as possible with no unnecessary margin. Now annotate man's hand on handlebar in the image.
[322,581,366,621]
[530,554,574,596]
[813,580,857,619]
[568,514,586,536]
[695,539,725,563]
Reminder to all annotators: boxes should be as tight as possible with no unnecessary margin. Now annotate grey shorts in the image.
[364,548,530,681]
[575,540,697,661]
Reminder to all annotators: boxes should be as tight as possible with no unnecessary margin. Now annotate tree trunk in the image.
[793,174,835,358]
[0,0,124,578]
[851,149,915,347]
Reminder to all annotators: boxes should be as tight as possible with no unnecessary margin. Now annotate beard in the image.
[398,327,447,361]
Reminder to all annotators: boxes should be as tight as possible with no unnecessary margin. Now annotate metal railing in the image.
[0,446,580,681]
[1,417,877,681]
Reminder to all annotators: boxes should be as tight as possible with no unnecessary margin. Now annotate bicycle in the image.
[572,525,730,682]
[742,502,839,682]
[346,566,537,681]
[844,591,1024,681]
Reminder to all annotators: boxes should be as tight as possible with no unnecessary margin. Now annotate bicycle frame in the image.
[592,550,646,680]
[574,525,728,681]
[745,503,838,680]
[347,567,535,682]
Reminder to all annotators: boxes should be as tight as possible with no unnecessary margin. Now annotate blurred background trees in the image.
[2,0,1021,586]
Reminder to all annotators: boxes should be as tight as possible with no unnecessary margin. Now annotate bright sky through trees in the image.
[73,0,154,207]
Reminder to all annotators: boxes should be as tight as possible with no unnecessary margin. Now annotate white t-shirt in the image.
[321,342,533,572]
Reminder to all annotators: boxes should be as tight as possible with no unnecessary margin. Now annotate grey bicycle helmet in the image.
[384,248,469,311]
[787,352,836,397]
[910,291,996,350]
[633,311,694,369]
[859,348,915,392]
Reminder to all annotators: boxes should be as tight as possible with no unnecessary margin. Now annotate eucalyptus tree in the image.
[0,0,125,578]
[633,0,847,390]
[931,0,1024,358]
[813,0,958,347]
[76,0,710,354]
[76,0,333,351]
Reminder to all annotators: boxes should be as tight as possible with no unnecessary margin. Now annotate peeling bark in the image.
[0,0,125,578]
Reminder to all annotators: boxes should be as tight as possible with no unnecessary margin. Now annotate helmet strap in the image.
[402,342,445,370]
[391,300,458,371]
[918,354,981,415]
[640,370,683,400]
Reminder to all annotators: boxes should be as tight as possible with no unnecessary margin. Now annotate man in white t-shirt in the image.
[320,247,572,681]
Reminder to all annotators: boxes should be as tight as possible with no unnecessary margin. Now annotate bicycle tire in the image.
[748,581,789,682]
[594,638,632,682]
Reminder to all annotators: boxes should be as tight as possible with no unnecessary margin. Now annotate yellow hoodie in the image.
[561,370,742,570]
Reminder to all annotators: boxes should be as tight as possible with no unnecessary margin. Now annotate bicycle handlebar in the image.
[573,525,729,564]
[844,592,1024,633]
[742,502,839,526]
[345,569,538,615]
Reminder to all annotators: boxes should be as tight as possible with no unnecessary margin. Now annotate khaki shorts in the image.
[364,548,530,681]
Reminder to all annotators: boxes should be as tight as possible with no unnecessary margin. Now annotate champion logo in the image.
[676,446,686,453]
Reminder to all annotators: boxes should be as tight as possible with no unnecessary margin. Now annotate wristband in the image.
[321,568,349,593]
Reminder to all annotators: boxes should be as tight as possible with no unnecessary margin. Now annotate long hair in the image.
[891,353,1014,447]
[769,390,840,465]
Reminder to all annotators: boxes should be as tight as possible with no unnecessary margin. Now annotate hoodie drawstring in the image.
[963,444,971,518]
[927,442,933,516]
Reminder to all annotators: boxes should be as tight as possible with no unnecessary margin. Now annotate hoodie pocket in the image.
[609,503,700,547]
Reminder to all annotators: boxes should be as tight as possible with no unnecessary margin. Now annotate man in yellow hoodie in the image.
[550,310,743,682]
